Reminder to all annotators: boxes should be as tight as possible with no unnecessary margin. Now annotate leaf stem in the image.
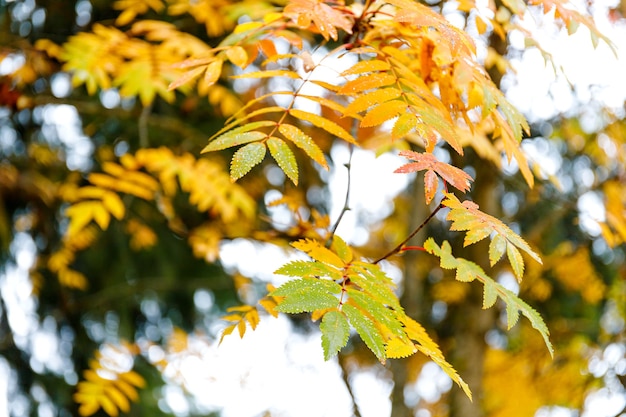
[373,197,445,264]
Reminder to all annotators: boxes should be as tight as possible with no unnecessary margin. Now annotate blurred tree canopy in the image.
[0,0,625,417]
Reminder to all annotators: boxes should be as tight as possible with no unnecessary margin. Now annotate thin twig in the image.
[373,197,445,264]
[338,353,363,417]
[327,144,354,246]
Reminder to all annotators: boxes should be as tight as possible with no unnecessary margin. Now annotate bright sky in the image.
[1,1,626,417]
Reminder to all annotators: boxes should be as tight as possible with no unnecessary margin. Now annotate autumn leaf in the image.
[283,0,353,41]
[395,151,473,204]
[443,193,541,280]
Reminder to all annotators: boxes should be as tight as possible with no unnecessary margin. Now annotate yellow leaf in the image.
[338,73,396,96]
[289,109,356,144]
[344,88,402,116]
[386,337,417,358]
[204,59,223,87]
[234,21,264,34]
[226,46,249,68]
[361,100,407,127]
[168,66,205,91]
[341,59,391,76]
[292,238,345,268]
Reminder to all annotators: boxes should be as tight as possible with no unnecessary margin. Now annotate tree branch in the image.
[373,197,445,264]
[327,145,353,245]
[338,353,363,417]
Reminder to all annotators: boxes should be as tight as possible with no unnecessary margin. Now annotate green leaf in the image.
[272,278,341,313]
[349,262,402,311]
[424,238,553,357]
[274,260,327,278]
[278,124,328,169]
[267,137,298,185]
[230,142,266,181]
[392,112,418,140]
[203,124,270,153]
[330,235,352,263]
[483,281,498,308]
[320,310,350,360]
[506,244,524,281]
[343,304,386,362]
[346,288,405,339]
[505,300,521,329]
[489,234,507,266]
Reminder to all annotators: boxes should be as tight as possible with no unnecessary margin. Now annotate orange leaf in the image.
[341,59,391,76]
[344,88,402,116]
[339,73,396,96]
[395,150,473,194]
[284,0,353,41]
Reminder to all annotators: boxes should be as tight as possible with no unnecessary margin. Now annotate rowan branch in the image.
[373,197,445,264]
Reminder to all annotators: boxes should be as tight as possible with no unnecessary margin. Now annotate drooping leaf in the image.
[386,337,418,359]
[167,65,205,91]
[343,304,386,362]
[267,137,298,185]
[230,142,266,181]
[225,46,249,68]
[289,109,356,144]
[391,112,418,140]
[489,234,507,266]
[443,192,541,280]
[346,288,406,339]
[424,238,553,357]
[278,123,328,169]
[330,235,352,264]
[204,59,223,87]
[320,310,350,360]
[361,100,407,128]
